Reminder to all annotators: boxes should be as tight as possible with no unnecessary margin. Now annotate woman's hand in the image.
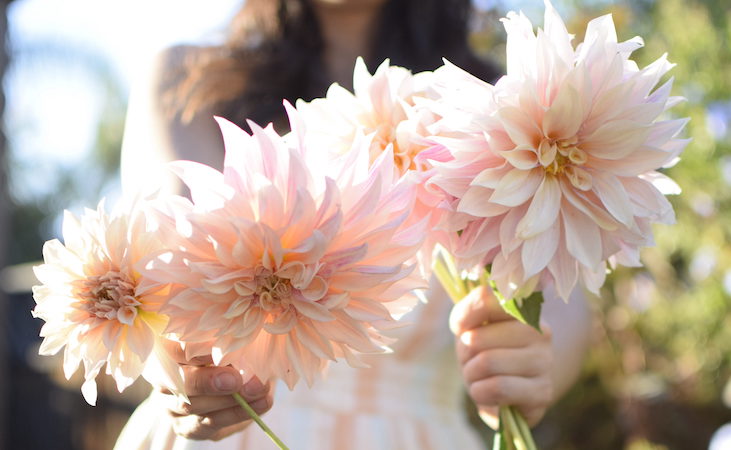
[157,343,274,441]
[449,286,554,429]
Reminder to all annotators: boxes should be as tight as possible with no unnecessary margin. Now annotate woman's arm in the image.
[542,285,593,402]
[120,46,224,197]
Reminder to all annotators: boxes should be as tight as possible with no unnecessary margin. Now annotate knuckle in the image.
[475,351,496,377]
[489,377,509,404]
[540,379,555,406]
[470,377,507,406]
[468,382,482,403]
[252,394,273,414]
[532,349,553,375]
[531,378,554,408]
[192,372,208,395]
[232,404,252,422]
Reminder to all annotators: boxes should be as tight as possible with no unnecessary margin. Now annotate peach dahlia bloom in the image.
[296,58,439,172]
[296,58,450,273]
[427,1,688,300]
[144,109,425,389]
[32,203,184,405]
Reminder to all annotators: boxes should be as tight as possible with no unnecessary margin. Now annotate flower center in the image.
[369,122,426,175]
[255,271,293,311]
[538,136,592,191]
[77,270,140,325]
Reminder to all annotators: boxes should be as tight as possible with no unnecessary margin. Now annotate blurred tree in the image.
[3,24,130,450]
[5,40,126,266]
[471,1,731,448]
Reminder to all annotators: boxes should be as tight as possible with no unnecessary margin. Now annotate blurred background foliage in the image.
[471,0,731,448]
[1,0,730,449]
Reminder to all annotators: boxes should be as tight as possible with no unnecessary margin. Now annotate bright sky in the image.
[5,0,242,201]
[9,0,242,84]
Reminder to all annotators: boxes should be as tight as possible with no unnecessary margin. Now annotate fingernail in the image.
[244,377,265,397]
[214,372,237,392]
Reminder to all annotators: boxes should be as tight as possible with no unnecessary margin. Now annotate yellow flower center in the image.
[538,136,592,191]
[77,270,140,325]
[368,122,425,175]
[255,272,293,311]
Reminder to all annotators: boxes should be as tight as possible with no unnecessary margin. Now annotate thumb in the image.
[449,285,489,336]
[449,284,514,335]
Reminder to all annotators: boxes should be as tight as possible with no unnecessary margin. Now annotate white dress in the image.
[114,283,486,450]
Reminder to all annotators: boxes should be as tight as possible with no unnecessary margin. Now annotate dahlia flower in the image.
[427,0,688,301]
[32,202,184,405]
[143,107,425,389]
[296,58,449,273]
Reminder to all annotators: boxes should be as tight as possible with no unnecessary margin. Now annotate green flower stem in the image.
[496,406,538,450]
[232,392,289,450]
[503,406,525,450]
[510,406,538,450]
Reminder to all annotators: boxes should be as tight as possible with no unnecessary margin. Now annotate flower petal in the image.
[498,106,543,148]
[291,298,336,322]
[591,171,634,227]
[582,120,651,160]
[521,221,560,278]
[490,168,544,207]
[561,204,602,269]
[543,84,582,140]
[516,175,561,239]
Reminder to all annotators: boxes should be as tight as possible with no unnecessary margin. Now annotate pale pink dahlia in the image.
[297,57,439,172]
[32,202,184,405]
[144,109,425,389]
[427,0,688,300]
[296,57,449,272]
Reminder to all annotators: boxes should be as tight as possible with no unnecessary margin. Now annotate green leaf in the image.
[489,282,544,333]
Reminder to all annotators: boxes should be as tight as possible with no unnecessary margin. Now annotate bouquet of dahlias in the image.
[32,1,688,448]
[32,106,428,449]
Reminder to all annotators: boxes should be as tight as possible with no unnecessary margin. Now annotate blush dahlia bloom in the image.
[144,107,426,389]
[296,58,449,272]
[32,202,184,405]
[296,57,439,172]
[428,0,688,300]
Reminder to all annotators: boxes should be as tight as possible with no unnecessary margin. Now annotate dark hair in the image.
[169,0,502,131]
